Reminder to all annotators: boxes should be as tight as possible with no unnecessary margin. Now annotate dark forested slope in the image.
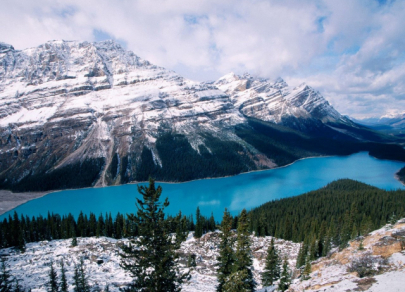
[249,179,405,261]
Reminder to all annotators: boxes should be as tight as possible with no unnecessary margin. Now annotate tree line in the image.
[0,206,219,251]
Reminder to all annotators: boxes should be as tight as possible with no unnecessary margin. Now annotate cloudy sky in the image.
[1,0,405,118]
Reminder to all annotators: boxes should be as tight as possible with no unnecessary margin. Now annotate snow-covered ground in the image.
[1,219,404,292]
[0,231,299,292]
[289,219,405,292]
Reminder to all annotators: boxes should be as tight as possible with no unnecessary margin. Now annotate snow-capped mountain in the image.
[354,112,405,132]
[0,40,383,191]
[214,72,343,125]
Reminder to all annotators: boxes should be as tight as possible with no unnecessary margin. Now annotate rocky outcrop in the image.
[289,220,405,292]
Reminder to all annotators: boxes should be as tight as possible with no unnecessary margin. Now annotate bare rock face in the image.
[214,73,346,128]
[0,40,353,191]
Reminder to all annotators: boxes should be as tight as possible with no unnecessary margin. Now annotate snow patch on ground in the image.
[0,232,300,292]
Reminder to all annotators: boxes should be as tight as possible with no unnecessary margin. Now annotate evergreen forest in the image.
[249,179,405,263]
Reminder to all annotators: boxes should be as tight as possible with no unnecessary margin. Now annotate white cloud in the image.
[1,0,405,118]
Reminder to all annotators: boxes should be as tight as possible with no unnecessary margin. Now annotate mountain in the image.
[354,113,405,137]
[214,72,343,126]
[0,40,403,192]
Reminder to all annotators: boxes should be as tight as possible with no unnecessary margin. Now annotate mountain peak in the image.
[217,72,239,82]
[0,42,14,53]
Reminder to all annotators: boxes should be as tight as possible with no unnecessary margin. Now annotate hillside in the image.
[289,219,405,292]
[249,179,405,243]
[0,220,404,292]
[1,41,404,192]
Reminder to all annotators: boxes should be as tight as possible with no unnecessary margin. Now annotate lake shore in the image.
[1,152,404,217]
[0,190,50,216]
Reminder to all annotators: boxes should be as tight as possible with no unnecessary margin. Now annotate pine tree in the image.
[13,279,23,292]
[209,212,216,232]
[60,260,68,292]
[302,258,311,280]
[296,241,308,268]
[194,207,203,239]
[120,178,188,292]
[96,214,105,237]
[329,217,340,246]
[234,209,255,291]
[309,235,317,261]
[71,235,77,247]
[278,257,291,292]
[222,270,251,292]
[317,221,327,258]
[175,212,187,248]
[351,224,358,239]
[257,213,267,237]
[0,258,13,292]
[389,212,397,225]
[187,254,196,268]
[323,229,331,257]
[47,261,59,292]
[216,208,235,292]
[73,258,90,292]
[17,230,25,253]
[340,210,353,248]
[261,238,281,286]
[358,240,364,251]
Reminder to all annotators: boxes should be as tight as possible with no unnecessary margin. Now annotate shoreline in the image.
[394,174,405,187]
[1,151,404,216]
[0,190,50,216]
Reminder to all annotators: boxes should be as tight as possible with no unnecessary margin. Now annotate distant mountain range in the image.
[1,40,404,192]
[353,113,405,136]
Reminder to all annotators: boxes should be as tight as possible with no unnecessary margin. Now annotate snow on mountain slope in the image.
[0,40,360,191]
[0,40,247,188]
[214,73,342,125]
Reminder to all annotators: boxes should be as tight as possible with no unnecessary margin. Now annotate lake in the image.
[1,152,404,221]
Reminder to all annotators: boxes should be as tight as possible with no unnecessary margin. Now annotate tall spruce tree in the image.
[222,270,251,292]
[278,257,291,292]
[216,208,235,292]
[175,212,188,248]
[302,259,311,280]
[120,178,188,292]
[13,279,23,292]
[60,260,68,292]
[0,258,13,292]
[261,238,281,286]
[47,261,59,292]
[296,241,308,268]
[234,209,255,291]
[340,210,353,248]
[209,212,216,232]
[73,258,90,292]
[194,207,203,239]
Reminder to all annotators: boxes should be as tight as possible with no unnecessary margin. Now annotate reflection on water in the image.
[1,152,404,221]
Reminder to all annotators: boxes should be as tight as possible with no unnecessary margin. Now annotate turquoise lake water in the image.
[1,152,404,221]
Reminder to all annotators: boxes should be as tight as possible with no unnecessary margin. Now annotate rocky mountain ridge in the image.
[0,40,396,191]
